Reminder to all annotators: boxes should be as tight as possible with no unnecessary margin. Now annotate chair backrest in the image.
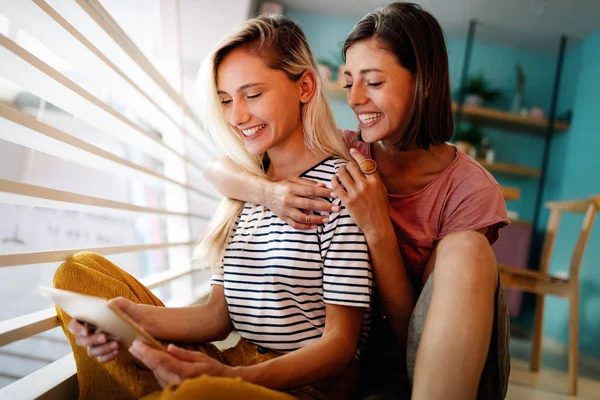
[540,196,600,279]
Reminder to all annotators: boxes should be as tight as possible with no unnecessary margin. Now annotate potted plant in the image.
[461,73,503,107]
[453,124,483,155]
[510,64,526,114]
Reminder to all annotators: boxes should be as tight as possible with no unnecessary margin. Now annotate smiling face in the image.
[216,48,306,155]
[344,38,416,144]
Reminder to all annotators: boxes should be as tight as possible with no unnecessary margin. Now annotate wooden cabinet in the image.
[493,220,533,317]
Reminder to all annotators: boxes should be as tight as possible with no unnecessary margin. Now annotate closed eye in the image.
[247,93,262,100]
[367,82,383,87]
[220,99,232,105]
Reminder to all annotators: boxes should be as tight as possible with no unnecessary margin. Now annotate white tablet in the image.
[40,286,166,352]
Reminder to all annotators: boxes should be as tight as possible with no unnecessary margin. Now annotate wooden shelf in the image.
[452,103,570,135]
[476,159,541,178]
[501,185,521,201]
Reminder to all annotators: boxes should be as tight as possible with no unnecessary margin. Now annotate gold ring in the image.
[359,159,377,175]
[305,214,310,225]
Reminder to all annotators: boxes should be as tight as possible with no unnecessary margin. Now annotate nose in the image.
[229,100,250,127]
[347,82,368,109]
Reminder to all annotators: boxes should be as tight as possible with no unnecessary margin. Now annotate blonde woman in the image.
[53,14,372,400]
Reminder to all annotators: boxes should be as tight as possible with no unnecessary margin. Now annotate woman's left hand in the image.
[331,148,392,237]
[129,340,228,388]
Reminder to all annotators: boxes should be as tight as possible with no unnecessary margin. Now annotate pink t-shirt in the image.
[342,130,509,283]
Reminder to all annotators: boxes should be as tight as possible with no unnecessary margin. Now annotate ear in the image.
[298,70,316,104]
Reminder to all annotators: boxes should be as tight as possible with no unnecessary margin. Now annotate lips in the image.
[241,124,266,137]
[358,112,382,124]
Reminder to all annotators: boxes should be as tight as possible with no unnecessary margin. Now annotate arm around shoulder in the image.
[204,156,269,205]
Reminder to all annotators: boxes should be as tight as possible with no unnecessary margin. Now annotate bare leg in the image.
[411,231,498,400]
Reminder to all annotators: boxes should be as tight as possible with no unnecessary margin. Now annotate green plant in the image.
[453,124,484,146]
[462,73,504,102]
[515,64,526,94]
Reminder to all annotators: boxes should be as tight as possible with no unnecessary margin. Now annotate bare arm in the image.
[363,223,415,347]
[133,285,233,343]
[204,157,266,205]
[131,303,365,390]
[205,157,337,229]
[68,285,232,363]
[228,304,363,389]
[332,149,415,347]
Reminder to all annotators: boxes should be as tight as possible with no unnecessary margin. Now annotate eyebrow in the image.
[217,82,265,95]
[344,68,384,76]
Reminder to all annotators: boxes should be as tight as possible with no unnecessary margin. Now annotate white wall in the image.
[179,0,254,115]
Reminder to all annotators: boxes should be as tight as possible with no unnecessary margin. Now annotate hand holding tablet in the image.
[40,286,166,354]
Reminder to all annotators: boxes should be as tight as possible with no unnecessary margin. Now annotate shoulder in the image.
[339,129,369,157]
[299,157,348,222]
[437,149,509,240]
[300,156,347,185]
[445,148,502,197]
[339,129,358,145]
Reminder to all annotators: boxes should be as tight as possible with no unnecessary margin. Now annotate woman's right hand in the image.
[67,297,142,363]
[264,177,340,229]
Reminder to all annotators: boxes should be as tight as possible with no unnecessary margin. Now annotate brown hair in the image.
[343,2,453,150]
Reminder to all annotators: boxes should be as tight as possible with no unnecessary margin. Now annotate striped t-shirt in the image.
[211,157,373,357]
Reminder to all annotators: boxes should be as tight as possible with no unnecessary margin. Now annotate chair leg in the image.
[530,294,545,372]
[569,290,579,396]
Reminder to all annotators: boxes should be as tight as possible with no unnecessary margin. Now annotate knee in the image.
[435,231,497,289]
[53,252,107,289]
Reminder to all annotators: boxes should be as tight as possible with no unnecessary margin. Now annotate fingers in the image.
[129,340,172,371]
[130,341,184,388]
[108,297,132,313]
[331,174,348,204]
[345,162,367,188]
[97,351,119,363]
[87,341,119,358]
[290,178,333,199]
[167,344,204,362]
[281,217,316,231]
[68,319,88,336]
[336,166,356,197]
[291,210,328,228]
[289,197,340,214]
[349,147,367,163]
[75,332,107,347]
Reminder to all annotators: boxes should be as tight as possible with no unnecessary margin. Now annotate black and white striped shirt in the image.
[211,157,373,357]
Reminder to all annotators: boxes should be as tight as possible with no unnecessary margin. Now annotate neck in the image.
[267,126,323,181]
[375,139,454,176]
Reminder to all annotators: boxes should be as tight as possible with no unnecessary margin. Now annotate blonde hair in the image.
[194,14,350,272]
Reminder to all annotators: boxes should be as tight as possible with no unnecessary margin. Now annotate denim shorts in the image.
[360,272,510,400]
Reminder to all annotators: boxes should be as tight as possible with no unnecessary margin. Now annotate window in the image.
[0,0,220,390]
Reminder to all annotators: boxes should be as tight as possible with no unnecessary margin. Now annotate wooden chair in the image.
[499,196,600,396]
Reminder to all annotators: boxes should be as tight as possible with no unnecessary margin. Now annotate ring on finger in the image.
[305,214,310,225]
[359,159,378,175]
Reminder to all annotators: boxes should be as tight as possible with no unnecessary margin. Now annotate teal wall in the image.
[542,30,600,358]
[286,8,600,358]
[446,38,569,222]
[284,9,357,128]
